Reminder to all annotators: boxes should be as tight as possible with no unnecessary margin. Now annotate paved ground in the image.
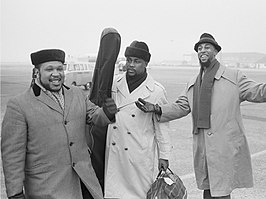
[1,65,266,198]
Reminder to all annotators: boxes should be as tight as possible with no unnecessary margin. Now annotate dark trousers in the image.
[81,180,94,199]
[203,190,231,199]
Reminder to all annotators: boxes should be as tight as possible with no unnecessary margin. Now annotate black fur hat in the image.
[125,41,151,63]
[31,49,65,66]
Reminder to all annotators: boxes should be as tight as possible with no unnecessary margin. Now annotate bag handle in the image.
[156,168,174,179]
[156,170,163,179]
[167,167,174,174]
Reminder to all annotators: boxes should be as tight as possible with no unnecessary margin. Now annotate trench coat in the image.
[160,64,266,196]
[104,74,171,199]
[1,84,111,199]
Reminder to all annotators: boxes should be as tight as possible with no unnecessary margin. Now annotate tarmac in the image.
[1,65,266,198]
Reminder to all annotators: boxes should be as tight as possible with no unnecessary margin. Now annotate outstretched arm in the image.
[136,91,191,123]
[238,70,266,102]
[135,98,162,114]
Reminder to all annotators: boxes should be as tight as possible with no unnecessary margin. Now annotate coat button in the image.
[69,142,74,146]
[127,132,131,135]
[131,114,135,117]
[112,142,116,145]
[124,148,128,151]
[64,121,68,125]
[72,162,76,167]
[113,126,117,129]
[207,131,213,136]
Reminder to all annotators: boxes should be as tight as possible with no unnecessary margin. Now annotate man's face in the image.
[126,56,147,77]
[37,61,65,92]
[197,43,217,67]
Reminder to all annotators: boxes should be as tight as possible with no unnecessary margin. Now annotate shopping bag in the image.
[147,168,187,199]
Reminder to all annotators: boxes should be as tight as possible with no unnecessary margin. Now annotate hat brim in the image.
[194,39,221,52]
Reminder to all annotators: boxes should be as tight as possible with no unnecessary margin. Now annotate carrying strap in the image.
[156,168,174,179]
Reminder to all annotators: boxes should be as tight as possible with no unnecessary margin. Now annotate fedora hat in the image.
[194,33,221,52]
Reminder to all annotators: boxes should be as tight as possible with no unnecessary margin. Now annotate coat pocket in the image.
[25,162,52,175]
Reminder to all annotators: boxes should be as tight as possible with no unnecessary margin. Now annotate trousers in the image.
[203,190,230,199]
[81,180,94,199]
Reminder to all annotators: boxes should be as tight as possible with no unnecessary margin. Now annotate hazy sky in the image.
[1,0,266,63]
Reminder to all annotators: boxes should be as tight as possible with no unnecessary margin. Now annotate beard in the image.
[38,74,63,92]
[199,58,211,68]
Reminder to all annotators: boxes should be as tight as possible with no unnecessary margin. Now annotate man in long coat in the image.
[1,49,117,199]
[104,41,171,198]
[136,33,266,198]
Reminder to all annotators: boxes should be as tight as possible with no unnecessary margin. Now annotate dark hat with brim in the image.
[194,33,221,52]
[125,41,151,63]
[30,49,65,66]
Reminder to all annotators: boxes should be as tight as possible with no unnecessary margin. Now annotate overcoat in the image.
[104,74,171,199]
[1,84,110,199]
[160,64,266,196]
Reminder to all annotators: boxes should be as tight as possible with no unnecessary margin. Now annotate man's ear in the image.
[34,68,40,78]
[214,49,218,56]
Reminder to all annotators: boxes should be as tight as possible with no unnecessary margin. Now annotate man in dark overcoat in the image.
[1,49,117,199]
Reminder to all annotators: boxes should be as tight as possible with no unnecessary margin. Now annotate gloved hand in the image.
[135,98,162,115]
[103,98,117,121]
[158,159,169,171]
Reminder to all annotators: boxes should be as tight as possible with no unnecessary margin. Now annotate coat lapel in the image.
[186,64,225,91]
[63,87,74,120]
[214,64,226,80]
[35,89,64,115]
[115,74,153,109]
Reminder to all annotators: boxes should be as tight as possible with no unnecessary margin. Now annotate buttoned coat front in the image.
[1,84,110,199]
[104,74,171,199]
[160,64,266,197]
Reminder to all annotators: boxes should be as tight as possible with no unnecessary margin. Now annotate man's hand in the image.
[135,98,162,115]
[103,98,117,120]
[158,159,169,171]
[135,98,156,113]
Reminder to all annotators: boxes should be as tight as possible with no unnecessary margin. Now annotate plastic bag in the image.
[147,168,187,199]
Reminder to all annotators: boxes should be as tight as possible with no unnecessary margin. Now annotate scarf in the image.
[35,79,65,110]
[192,59,220,134]
[126,70,147,93]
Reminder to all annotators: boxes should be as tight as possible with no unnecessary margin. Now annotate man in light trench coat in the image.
[1,49,117,199]
[136,33,266,198]
[104,41,171,198]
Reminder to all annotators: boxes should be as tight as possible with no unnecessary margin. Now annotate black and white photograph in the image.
[1,0,266,198]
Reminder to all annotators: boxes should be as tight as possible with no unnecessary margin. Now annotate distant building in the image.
[183,52,266,68]
[220,52,266,68]
[77,54,97,63]
[159,60,184,66]
[255,56,266,69]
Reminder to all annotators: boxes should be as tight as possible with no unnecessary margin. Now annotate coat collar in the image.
[114,73,155,109]
[115,73,155,95]
[187,64,226,89]
[32,83,72,116]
